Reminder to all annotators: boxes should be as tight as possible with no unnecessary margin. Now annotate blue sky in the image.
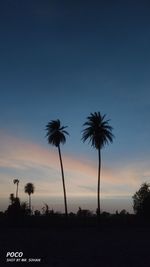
[0,1,150,213]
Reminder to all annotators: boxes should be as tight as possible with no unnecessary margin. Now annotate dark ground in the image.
[0,226,150,267]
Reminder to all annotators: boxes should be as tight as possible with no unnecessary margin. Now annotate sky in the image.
[0,0,150,213]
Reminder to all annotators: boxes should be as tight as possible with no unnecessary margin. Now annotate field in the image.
[1,224,150,267]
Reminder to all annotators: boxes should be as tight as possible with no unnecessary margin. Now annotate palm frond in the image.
[13,179,19,184]
[82,111,114,149]
[46,119,69,147]
[24,183,35,195]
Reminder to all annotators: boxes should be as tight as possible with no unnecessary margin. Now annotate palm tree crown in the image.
[82,112,114,149]
[46,119,69,147]
[24,183,34,195]
[13,179,19,185]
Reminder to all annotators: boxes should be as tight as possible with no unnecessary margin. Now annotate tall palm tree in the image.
[24,183,35,213]
[46,119,69,216]
[13,179,19,198]
[82,112,114,216]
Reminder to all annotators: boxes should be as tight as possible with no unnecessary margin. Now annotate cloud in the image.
[0,131,150,208]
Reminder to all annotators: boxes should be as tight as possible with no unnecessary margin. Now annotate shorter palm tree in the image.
[13,179,19,198]
[24,183,35,213]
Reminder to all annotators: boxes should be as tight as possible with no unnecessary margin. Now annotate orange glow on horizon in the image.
[0,132,149,205]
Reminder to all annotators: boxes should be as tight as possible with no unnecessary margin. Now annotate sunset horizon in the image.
[1,0,150,215]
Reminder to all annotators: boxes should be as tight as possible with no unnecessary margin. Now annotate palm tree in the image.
[13,179,19,198]
[24,183,35,213]
[46,119,69,216]
[82,112,114,216]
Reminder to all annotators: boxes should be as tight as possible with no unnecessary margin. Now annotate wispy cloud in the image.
[0,131,150,209]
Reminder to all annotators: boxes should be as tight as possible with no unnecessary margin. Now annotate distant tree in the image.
[42,203,54,216]
[69,212,76,217]
[9,193,15,204]
[6,194,29,216]
[133,182,150,217]
[119,209,128,215]
[24,183,35,213]
[7,195,21,216]
[77,207,93,217]
[101,211,110,218]
[20,202,30,216]
[46,119,69,217]
[34,210,41,216]
[13,179,19,198]
[42,203,49,216]
[82,112,114,216]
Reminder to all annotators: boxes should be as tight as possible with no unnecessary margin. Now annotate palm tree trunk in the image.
[58,145,68,217]
[29,194,31,214]
[16,183,19,198]
[97,148,101,217]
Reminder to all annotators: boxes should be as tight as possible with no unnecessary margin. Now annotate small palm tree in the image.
[82,112,114,216]
[24,183,35,213]
[46,119,69,216]
[13,179,19,198]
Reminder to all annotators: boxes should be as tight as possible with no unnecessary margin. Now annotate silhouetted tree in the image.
[34,210,41,216]
[20,202,30,216]
[82,112,114,216]
[42,203,54,216]
[7,195,21,216]
[119,209,128,215]
[46,119,69,217]
[101,211,110,219]
[9,193,15,204]
[77,207,93,217]
[133,182,150,217]
[42,203,49,215]
[7,197,30,216]
[142,195,150,219]
[13,179,19,198]
[24,183,35,213]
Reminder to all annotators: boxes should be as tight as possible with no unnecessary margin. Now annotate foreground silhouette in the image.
[133,182,150,219]
[1,220,150,267]
[82,112,114,216]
